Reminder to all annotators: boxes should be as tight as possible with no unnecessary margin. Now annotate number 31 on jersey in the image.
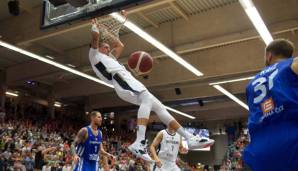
[252,69,278,104]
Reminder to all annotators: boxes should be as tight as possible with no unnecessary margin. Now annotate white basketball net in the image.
[95,14,127,44]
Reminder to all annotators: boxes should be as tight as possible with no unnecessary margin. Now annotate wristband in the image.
[91,24,99,33]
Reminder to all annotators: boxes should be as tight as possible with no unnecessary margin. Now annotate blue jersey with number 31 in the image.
[243,57,298,171]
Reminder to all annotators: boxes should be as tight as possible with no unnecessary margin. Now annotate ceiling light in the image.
[212,85,248,110]
[45,55,54,59]
[165,106,195,119]
[5,91,18,97]
[209,76,254,85]
[67,64,76,68]
[0,40,195,119]
[0,40,114,88]
[239,0,273,45]
[110,13,203,77]
[54,102,62,108]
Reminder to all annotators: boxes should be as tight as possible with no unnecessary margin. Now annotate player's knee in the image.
[152,100,166,111]
[139,91,154,103]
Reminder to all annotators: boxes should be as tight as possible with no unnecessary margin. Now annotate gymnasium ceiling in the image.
[0,0,298,121]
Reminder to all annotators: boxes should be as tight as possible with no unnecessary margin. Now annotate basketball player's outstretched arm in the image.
[291,57,298,76]
[110,35,124,59]
[109,11,126,59]
[91,19,100,49]
[150,131,163,168]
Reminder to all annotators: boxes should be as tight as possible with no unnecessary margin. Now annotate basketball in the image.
[128,51,153,75]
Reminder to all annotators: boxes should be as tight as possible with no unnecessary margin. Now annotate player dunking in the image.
[88,13,214,162]
[150,127,188,171]
[243,39,298,170]
[73,111,114,171]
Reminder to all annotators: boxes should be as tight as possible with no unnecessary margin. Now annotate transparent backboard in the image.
[41,0,150,29]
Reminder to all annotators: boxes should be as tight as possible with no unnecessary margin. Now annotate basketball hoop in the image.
[94,10,127,44]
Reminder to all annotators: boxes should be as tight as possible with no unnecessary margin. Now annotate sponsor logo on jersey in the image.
[261,98,275,113]
[89,141,101,145]
[165,140,179,144]
[89,154,99,161]
[260,104,284,121]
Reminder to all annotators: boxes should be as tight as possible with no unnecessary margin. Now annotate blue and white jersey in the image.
[244,57,298,170]
[74,126,102,171]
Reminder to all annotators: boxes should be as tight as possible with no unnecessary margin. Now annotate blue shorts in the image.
[73,159,101,171]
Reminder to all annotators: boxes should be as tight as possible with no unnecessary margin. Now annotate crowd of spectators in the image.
[220,129,250,171]
[0,106,200,171]
[1,101,245,171]
[0,118,75,171]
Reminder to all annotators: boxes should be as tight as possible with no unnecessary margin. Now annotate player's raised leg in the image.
[150,95,215,149]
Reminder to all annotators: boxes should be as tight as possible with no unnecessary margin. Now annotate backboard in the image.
[41,0,150,29]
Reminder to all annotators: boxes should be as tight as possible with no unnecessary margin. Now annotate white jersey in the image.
[158,129,181,162]
[88,48,146,94]
[89,48,126,83]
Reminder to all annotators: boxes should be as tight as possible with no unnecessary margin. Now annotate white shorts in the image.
[112,70,147,105]
[153,159,180,171]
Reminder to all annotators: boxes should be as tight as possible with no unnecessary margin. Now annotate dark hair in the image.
[265,39,294,58]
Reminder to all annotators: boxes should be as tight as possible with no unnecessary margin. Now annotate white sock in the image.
[177,127,193,140]
[136,125,146,141]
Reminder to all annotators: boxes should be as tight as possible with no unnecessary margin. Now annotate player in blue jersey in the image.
[73,111,114,171]
[243,39,298,171]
